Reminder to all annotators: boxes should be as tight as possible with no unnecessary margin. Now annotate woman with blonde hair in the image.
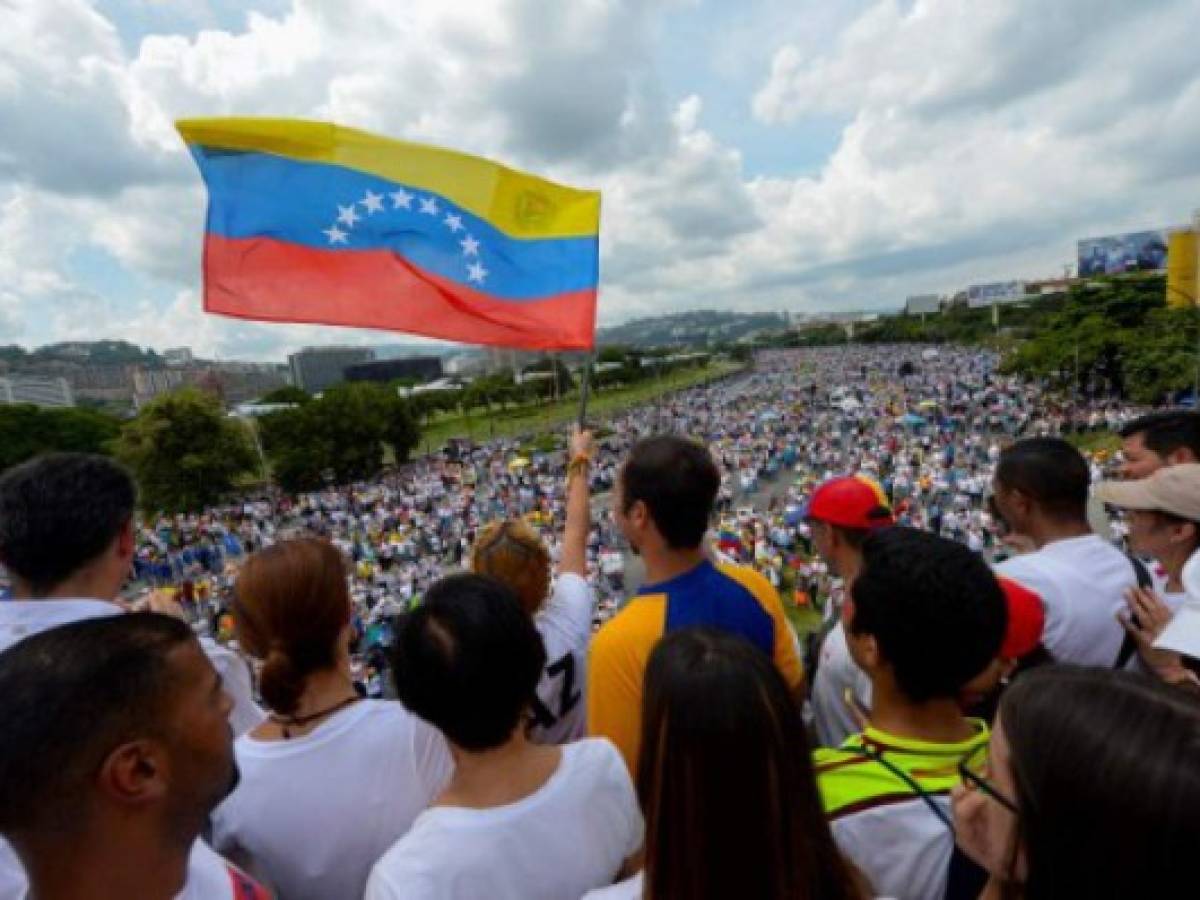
[210,537,451,900]
[472,427,597,743]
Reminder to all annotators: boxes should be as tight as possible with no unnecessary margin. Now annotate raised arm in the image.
[559,426,594,578]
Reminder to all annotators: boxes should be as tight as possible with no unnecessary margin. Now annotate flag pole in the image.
[577,352,594,428]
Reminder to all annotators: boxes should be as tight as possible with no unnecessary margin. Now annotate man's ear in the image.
[846,626,881,674]
[856,633,881,671]
[116,518,136,563]
[1174,520,1198,549]
[627,499,649,531]
[1006,488,1032,519]
[97,740,170,808]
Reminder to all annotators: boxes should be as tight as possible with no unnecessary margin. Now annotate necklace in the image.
[269,694,362,739]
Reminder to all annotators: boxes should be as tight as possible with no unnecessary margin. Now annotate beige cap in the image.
[1094,463,1200,522]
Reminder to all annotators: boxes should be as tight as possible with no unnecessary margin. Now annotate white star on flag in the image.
[361,190,384,214]
[323,224,349,244]
[467,261,489,284]
[390,188,413,209]
[460,235,480,257]
[336,204,360,227]
[419,196,440,215]
[444,213,464,233]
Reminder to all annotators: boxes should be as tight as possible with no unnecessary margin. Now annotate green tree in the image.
[258,385,310,405]
[385,396,420,464]
[597,345,630,364]
[309,382,392,482]
[0,405,122,473]
[113,388,256,511]
[258,382,423,492]
[1002,277,1167,397]
[258,405,327,492]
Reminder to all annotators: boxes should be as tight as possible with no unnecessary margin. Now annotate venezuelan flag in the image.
[176,118,600,350]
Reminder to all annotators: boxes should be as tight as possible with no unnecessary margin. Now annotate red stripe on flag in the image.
[202,234,597,350]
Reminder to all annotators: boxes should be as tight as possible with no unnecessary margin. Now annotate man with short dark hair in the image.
[0,453,261,733]
[587,436,803,772]
[993,437,1137,666]
[1119,410,1200,479]
[0,454,263,898]
[0,614,265,900]
[815,528,1006,900]
[368,574,641,900]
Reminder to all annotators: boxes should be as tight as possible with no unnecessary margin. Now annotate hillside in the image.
[598,310,788,347]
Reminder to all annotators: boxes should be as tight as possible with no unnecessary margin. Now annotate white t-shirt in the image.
[531,573,594,744]
[211,700,452,900]
[811,622,873,749]
[365,738,642,900]
[996,534,1136,667]
[182,841,267,900]
[582,871,643,899]
[831,796,953,900]
[0,598,264,900]
[1160,589,1189,616]
[198,637,265,738]
[0,599,263,737]
[0,598,120,652]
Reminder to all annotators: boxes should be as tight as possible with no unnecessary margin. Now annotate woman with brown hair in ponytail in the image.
[210,538,452,900]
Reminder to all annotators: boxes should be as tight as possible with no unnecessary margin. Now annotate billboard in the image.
[905,294,941,315]
[1077,230,1168,276]
[966,281,1025,308]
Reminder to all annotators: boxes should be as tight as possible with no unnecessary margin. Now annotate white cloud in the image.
[0,0,184,194]
[739,0,1200,290]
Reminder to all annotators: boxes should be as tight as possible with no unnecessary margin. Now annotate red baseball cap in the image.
[997,577,1044,660]
[805,475,895,530]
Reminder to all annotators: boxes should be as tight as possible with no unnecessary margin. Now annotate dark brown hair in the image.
[233,538,351,716]
[998,667,1200,899]
[620,436,720,550]
[637,628,863,900]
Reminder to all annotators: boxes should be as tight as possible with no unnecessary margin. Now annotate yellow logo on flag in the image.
[516,190,555,227]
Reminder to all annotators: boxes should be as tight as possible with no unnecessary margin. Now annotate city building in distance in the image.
[0,375,74,408]
[288,346,376,394]
[344,356,443,385]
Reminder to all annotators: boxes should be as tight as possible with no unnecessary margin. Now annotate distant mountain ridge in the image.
[597,310,789,347]
[1,311,793,367]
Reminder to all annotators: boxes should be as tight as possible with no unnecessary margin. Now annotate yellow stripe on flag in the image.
[175,117,601,240]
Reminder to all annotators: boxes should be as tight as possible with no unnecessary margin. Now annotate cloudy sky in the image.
[3,0,1198,361]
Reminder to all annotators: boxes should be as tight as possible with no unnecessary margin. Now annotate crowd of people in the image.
[0,344,1198,900]
[64,345,1135,667]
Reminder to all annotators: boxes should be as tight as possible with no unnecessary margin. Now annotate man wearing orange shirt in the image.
[588,436,803,773]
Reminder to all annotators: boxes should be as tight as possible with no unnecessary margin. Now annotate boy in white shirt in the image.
[367,573,642,900]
